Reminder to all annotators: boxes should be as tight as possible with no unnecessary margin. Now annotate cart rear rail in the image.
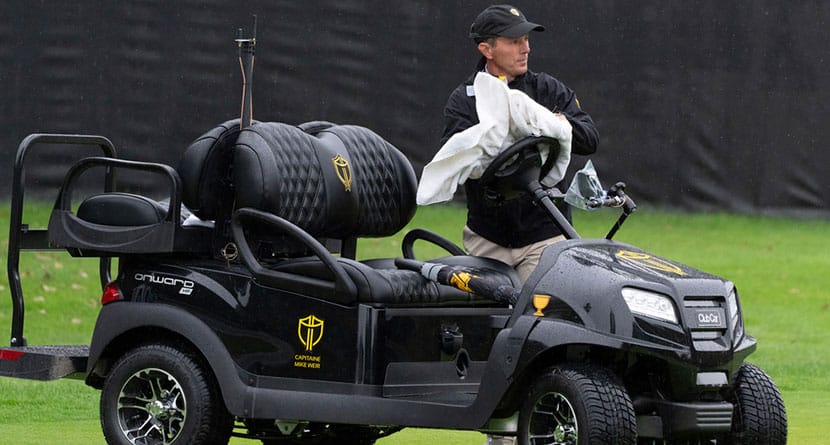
[6,134,115,348]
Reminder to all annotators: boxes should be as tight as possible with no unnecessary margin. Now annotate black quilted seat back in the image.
[234,122,417,239]
[178,119,244,220]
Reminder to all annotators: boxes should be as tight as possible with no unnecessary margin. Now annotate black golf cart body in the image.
[3,28,785,445]
[3,120,786,444]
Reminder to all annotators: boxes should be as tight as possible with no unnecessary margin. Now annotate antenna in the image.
[236,15,257,129]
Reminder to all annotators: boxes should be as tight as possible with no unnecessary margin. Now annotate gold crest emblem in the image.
[510,8,521,16]
[298,315,324,352]
[533,294,551,316]
[615,250,687,276]
[332,154,352,192]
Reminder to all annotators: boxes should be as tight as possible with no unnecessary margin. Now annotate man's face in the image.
[479,35,531,81]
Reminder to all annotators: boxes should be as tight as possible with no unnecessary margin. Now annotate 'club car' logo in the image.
[298,315,324,352]
[332,154,352,192]
[615,250,687,276]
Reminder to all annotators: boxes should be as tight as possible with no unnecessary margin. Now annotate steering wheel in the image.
[478,136,559,202]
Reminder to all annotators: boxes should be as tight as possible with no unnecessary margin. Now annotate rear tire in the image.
[518,364,636,445]
[727,363,787,444]
[101,343,233,445]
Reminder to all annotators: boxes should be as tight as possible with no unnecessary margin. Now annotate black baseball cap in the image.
[469,5,545,41]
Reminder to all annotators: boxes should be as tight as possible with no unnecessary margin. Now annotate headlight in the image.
[622,287,678,324]
[725,286,744,344]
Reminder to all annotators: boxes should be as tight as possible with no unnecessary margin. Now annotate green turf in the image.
[1,201,828,443]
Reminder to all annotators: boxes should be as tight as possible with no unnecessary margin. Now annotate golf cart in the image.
[3,24,786,445]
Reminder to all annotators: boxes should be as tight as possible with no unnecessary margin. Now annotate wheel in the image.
[101,343,233,445]
[727,363,787,444]
[518,364,636,445]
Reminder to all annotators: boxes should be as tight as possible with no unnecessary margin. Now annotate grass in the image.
[1,201,829,443]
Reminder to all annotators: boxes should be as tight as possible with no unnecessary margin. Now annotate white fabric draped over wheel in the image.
[417,72,572,205]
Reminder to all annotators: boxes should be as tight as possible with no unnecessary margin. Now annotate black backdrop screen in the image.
[2,1,828,216]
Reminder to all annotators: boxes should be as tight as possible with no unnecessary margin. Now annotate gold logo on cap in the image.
[332,154,352,192]
[510,8,521,16]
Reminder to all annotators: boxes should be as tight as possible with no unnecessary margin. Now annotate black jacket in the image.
[440,59,599,247]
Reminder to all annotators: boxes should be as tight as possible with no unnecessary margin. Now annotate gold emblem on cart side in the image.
[533,294,551,317]
[332,154,352,192]
[298,315,324,352]
[615,250,687,276]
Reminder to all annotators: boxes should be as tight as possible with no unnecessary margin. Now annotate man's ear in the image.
[477,41,493,60]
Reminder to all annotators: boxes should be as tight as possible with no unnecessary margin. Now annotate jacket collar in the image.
[467,56,530,86]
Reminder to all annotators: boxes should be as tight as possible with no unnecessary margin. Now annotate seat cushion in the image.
[76,193,167,226]
[177,119,245,221]
[363,255,522,288]
[270,256,517,306]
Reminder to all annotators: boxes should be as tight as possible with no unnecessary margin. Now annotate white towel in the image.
[418,72,572,205]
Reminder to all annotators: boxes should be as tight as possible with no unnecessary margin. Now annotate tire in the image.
[101,343,233,445]
[518,364,636,445]
[727,363,787,444]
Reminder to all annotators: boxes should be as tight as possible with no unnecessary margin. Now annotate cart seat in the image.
[234,122,416,240]
[76,193,169,226]
[178,119,249,222]
[270,255,518,306]
[230,122,519,306]
[48,119,243,255]
[76,195,208,228]
[358,256,520,305]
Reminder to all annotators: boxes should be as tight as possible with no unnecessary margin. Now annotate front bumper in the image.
[636,398,733,439]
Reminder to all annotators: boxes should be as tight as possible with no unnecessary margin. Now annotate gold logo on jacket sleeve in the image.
[332,154,352,192]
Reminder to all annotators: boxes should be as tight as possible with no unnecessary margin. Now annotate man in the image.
[441,4,599,283]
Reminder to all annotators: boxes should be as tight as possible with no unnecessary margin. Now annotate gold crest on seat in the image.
[332,154,352,192]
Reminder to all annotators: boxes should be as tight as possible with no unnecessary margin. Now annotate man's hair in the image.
[475,36,498,46]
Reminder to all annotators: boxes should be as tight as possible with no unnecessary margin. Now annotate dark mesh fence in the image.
[2,1,828,215]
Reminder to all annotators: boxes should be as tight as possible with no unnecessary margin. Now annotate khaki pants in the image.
[465,227,564,445]
[463,226,565,283]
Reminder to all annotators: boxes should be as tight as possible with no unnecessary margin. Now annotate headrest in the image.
[177,119,243,220]
[234,122,417,239]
